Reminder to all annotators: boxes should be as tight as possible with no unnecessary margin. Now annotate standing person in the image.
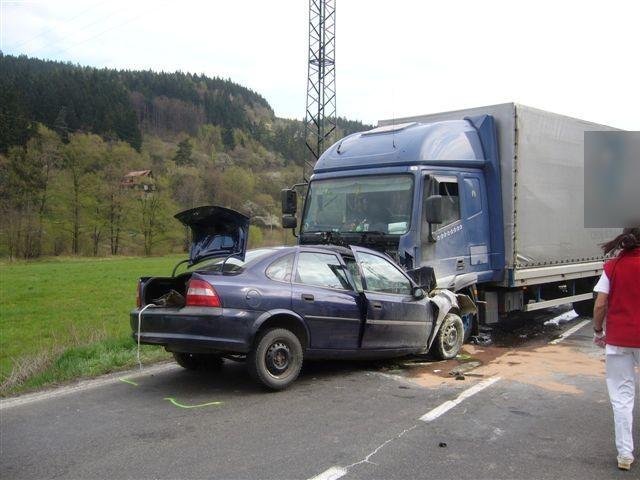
[593,227,640,471]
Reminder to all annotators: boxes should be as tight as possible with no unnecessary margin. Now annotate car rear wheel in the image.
[432,313,464,360]
[173,352,223,371]
[248,328,303,390]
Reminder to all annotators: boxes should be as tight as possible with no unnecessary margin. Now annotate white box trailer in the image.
[380,103,622,291]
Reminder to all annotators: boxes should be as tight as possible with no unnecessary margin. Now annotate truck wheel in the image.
[461,288,478,343]
[433,314,464,360]
[247,328,303,390]
[173,353,223,371]
[573,299,595,317]
[461,314,474,343]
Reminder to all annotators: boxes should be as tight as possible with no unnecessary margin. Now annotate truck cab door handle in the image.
[301,293,315,302]
[371,301,383,310]
[456,258,465,270]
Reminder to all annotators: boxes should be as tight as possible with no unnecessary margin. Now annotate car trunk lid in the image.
[174,206,249,266]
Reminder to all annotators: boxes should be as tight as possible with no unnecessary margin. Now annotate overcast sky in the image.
[1,0,639,129]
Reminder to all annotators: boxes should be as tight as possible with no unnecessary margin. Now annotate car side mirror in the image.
[282,214,298,229]
[425,195,443,224]
[281,189,297,215]
[412,286,426,299]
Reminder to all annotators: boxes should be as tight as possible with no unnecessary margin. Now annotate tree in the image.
[61,134,106,254]
[0,125,62,258]
[53,107,69,144]
[138,192,160,256]
[222,128,235,150]
[173,138,193,165]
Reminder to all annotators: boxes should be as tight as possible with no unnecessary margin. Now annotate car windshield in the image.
[301,175,414,235]
[193,248,276,273]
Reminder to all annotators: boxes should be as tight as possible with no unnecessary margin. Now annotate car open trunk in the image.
[138,205,249,308]
[140,272,193,307]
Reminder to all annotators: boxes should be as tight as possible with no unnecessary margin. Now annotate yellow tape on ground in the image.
[164,397,223,409]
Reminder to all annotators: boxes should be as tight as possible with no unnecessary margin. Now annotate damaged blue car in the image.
[131,206,469,390]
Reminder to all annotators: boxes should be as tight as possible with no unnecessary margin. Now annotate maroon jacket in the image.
[604,247,640,348]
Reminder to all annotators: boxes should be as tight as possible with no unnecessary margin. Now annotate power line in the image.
[5,0,110,51]
[23,3,131,57]
[38,5,164,61]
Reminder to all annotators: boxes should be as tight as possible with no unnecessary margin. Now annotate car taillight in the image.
[136,281,142,308]
[186,279,221,307]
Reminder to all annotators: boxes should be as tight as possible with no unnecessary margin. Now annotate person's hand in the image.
[593,331,606,348]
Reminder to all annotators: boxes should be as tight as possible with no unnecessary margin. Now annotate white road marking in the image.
[0,363,179,410]
[549,319,590,345]
[308,466,348,480]
[420,376,502,422]
[310,377,502,478]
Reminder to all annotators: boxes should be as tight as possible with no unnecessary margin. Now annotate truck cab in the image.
[292,115,504,294]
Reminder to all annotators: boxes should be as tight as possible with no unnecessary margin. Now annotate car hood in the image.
[174,206,250,266]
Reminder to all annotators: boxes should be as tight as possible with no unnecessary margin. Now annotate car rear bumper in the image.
[130,306,254,354]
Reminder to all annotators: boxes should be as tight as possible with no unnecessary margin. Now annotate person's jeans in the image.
[606,346,640,460]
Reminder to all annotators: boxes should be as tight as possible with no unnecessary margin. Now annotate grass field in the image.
[0,255,186,396]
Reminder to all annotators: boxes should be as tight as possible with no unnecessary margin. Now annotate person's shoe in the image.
[617,456,633,471]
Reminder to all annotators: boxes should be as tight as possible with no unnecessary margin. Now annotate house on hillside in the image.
[122,170,156,192]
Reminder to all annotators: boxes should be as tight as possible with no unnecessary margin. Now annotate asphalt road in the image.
[1,312,637,480]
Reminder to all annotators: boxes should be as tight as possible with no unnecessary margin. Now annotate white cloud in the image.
[1,0,638,128]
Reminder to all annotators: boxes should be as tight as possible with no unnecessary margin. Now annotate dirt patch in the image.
[399,343,605,394]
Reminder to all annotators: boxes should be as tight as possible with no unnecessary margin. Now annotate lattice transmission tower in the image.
[304,0,336,173]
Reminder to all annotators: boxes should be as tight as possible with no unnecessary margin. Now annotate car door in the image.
[291,250,363,350]
[350,247,431,349]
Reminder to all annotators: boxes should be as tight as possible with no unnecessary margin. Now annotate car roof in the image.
[301,244,354,256]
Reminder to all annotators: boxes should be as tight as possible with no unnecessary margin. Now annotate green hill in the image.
[0,54,371,259]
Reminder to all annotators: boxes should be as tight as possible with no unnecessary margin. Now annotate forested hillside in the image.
[0,54,371,259]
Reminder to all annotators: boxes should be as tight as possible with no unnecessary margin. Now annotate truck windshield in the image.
[302,175,413,234]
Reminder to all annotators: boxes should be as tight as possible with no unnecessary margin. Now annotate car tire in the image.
[173,352,201,370]
[247,328,303,390]
[173,352,223,371]
[432,313,464,360]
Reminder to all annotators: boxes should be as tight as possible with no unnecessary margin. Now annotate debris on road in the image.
[449,361,482,378]
[470,333,493,346]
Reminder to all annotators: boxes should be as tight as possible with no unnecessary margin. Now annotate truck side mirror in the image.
[282,214,298,229]
[281,189,297,215]
[425,195,443,224]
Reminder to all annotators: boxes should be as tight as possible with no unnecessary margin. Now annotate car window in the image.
[355,252,412,295]
[195,248,276,273]
[266,253,294,282]
[344,257,363,292]
[295,252,352,290]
